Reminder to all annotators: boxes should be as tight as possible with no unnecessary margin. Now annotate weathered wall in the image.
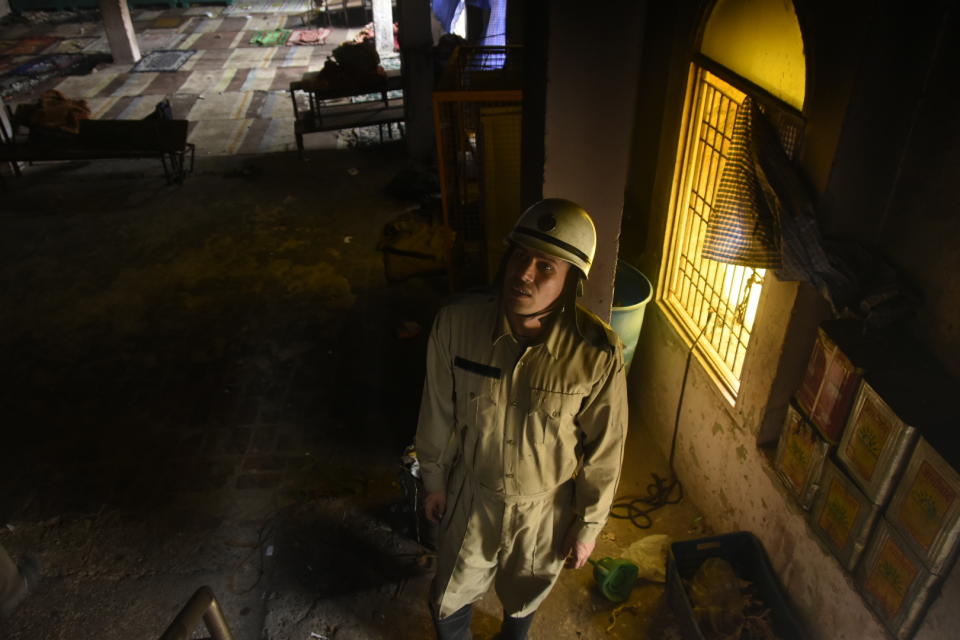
[541,0,644,320]
[862,7,960,382]
[622,1,960,638]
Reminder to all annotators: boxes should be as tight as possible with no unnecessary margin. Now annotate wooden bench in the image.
[0,117,195,187]
[289,73,404,159]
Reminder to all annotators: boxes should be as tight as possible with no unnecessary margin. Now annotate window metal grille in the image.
[661,67,778,396]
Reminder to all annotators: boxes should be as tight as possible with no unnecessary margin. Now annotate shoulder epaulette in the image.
[574,304,622,356]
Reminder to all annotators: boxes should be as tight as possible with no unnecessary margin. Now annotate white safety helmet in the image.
[507,198,597,278]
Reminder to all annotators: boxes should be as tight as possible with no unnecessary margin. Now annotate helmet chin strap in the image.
[516,302,563,320]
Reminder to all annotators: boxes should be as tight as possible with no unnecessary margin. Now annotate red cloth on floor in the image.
[289,28,331,45]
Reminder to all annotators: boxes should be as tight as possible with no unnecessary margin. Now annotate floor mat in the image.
[109,71,163,97]
[274,46,314,67]
[178,68,237,94]
[288,28,331,45]
[249,29,293,46]
[244,15,290,31]
[1,35,60,56]
[188,117,252,155]
[82,36,111,54]
[186,90,254,120]
[225,48,279,70]
[0,53,110,99]
[191,17,225,33]
[7,53,89,76]
[48,38,99,54]
[183,6,223,16]
[147,15,189,30]
[224,0,312,15]
[131,49,196,72]
[137,30,185,51]
[51,69,121,99]
[0,55,29,75]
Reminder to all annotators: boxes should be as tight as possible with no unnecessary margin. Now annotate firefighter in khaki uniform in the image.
[416,199,628,639]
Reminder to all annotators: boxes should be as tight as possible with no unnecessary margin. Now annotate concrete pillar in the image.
[372,0,394,60]
[542,1,646,320]
[397,0,435,165]
[99,0,140,65]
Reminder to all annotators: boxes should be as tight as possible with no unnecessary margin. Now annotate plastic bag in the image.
[622,534,671,583]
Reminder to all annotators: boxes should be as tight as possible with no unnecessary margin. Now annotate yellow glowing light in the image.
[700,0,806,110]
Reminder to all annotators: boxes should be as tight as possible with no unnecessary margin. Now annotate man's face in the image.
[502,245,572,316]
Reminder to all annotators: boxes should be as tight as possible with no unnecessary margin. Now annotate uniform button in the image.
[511,400,519,407]
[469,392,476,399]
[506,439,515,445]
[505,473,514,478]
[552,410,560,417]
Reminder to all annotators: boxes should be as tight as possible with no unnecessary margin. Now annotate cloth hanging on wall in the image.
[700,95,911,326]
[747,97,856,309]
[748,95,915,327]
[702,96,782,268]
[479,0,506,48]
[432,0,504,49]
[432,0,464,34]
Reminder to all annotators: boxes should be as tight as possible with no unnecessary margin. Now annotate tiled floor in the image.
[1,5,382,157]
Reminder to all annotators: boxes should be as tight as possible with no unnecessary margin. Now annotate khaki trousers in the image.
[432,473,573,619]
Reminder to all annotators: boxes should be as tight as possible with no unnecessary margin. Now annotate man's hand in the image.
[561,525,595,569]
[424,490,447,524]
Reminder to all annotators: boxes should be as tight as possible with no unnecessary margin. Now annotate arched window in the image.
[659,0,806,398]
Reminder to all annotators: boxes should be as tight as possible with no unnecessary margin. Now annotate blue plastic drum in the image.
[610,261,653,372]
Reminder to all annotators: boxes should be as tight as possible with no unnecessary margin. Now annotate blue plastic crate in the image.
[666,531,806,640]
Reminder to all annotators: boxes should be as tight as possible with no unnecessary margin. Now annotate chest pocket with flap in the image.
[529,387,581,443]
[453,356,499,431]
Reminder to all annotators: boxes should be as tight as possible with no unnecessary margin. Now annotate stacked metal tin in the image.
[774,320,960,639]
[852,369,960,640]
[774,402,830,510]
[810,375,919,571]
[775,322,863,516]
[793,322,867,444]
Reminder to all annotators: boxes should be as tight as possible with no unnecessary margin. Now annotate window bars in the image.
[661,66,800,396]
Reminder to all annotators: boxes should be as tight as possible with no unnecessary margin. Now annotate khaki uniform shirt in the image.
[417,293,627,546]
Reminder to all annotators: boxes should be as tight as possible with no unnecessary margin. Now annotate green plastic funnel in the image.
[588,557,639,603]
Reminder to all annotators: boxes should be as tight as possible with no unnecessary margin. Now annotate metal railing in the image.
[159,586,235,640]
